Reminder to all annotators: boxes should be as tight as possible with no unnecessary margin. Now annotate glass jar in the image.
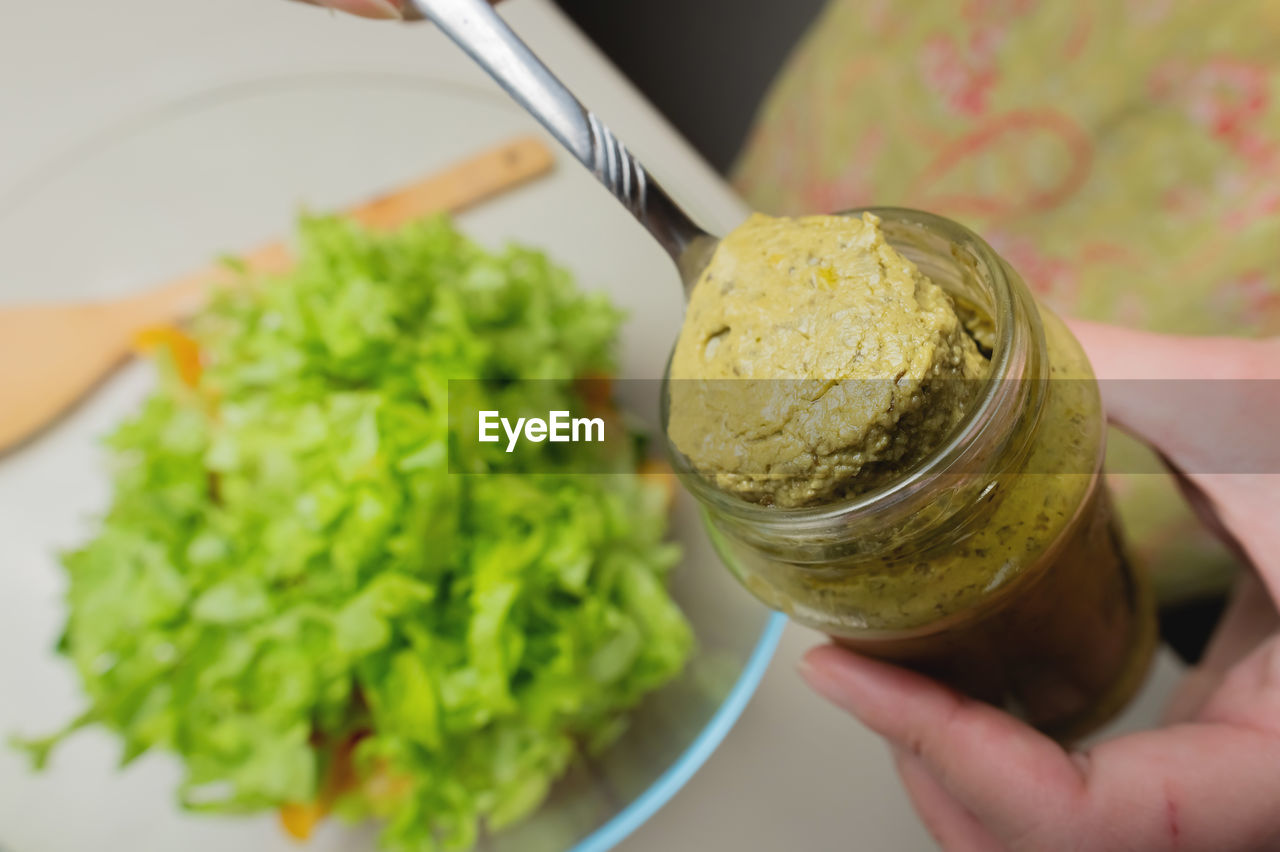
[662,208,1157,742]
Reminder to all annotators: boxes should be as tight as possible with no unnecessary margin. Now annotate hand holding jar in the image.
[800,323,1280,851]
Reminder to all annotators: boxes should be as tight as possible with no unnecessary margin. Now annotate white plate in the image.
[0,72,780,852]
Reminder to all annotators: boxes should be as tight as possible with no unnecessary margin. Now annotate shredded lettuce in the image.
[18,215,693,851]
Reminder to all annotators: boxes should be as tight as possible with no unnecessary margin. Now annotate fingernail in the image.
[318,0,404,19]
[798,644,905,726]
[363,0,405,19]
[797,646,855,712]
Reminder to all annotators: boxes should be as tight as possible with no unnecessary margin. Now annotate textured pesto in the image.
[745,313,1104,630]
[665,210,1155,738]
[701,309,1155,739]
[668,212,988,507]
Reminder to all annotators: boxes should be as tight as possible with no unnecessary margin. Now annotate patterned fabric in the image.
[732,0,1280,601]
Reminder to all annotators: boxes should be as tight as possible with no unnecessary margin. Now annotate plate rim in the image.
[569,612,787,852]
[0,72,785,852]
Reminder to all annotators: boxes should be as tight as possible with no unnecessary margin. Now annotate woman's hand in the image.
[294,0,409,19]
[291,0,499,20]
[800,321,1280,851]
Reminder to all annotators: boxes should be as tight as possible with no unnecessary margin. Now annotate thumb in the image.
[1197,630,1280,736]
[1066,320,1280,581]
[1065,320,1280,477]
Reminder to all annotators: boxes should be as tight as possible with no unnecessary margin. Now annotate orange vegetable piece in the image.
[133,325,202,388]
[574,372,614,416]
[275,730,371,841]
[364,760,414,811]
[638,457,678,512]
[279,801,324,842]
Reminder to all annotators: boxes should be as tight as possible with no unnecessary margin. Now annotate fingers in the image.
[1066,320,1280,381]
[798,645,1085,842]
[803,642,1280,850]
[1076,721,1280,849]
[1166,571,1280,723]
[1198,634,1280,735]
[1066,320,1280,583]
[294,0,498,19]
[1066,320,1280,476]
[296,0,406,19]
[893,749,1003,852]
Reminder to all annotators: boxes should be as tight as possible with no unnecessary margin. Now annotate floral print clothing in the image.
[732,0,1280,601]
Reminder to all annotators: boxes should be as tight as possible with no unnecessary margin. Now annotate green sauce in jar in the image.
[665,208,1156,740]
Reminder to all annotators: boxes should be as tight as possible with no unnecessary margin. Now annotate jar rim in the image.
[662,206,1038,530]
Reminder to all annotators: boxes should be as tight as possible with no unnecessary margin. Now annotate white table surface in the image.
[0,2,1183,850]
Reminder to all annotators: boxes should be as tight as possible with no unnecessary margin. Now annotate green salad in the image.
[19,215,693,851]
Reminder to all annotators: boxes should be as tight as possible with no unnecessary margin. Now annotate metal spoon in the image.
[406,0,719,292]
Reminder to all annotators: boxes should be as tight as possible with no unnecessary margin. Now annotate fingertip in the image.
[797,644,861,713]
[313,0,404,19]
[795,643,843,706]
[1064,317,1275,382]
[797,641,850,678]
[797,643,937,723]
[1063,318,1164,382]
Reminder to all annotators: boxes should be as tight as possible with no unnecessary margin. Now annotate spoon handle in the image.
[408,0,708,264]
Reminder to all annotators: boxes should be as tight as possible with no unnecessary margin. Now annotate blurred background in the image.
[552,0,827,173]
[4,0,1273,849]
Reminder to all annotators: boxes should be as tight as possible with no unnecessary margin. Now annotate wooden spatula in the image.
[0,135,554,455]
